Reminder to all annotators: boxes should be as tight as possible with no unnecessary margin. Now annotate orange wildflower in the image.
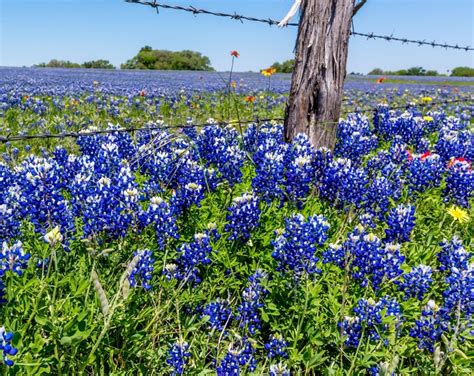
[261,67,277,77]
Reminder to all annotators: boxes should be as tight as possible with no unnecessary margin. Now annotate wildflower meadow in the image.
[0,62,473,375]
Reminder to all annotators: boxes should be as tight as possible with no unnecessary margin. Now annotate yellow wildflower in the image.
[421,96,433,104]
[423,116,434,122]
[447,206,470,223]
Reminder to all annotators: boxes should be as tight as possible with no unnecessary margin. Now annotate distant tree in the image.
[451,66,474,77]
[271,59,295,73]
[81,60,115,69]
[35,59,81,68]
[121,47,213,71]
[367,67,438,76]
[367,68,384,75]
[35,59,115,69]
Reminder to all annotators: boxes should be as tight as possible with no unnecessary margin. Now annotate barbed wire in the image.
[125,0,474,51]
[1,98,471,143]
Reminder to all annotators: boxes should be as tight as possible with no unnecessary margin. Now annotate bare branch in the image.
[353,0,367,16]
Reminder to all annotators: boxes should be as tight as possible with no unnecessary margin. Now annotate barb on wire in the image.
[125,0,473,51]
[1,98,472,143]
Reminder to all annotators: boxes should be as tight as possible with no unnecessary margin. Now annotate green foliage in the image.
[34,59,115,69]
[120,46,214,71]
[34,59,82,69]
[368,66,440,76]
[270,59,295,73]
[81,60,115,69]
[450,66,474,77]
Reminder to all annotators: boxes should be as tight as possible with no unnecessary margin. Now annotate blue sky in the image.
[1,0,473,73]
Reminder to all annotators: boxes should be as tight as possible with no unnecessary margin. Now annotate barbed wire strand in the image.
[1,98,472,143]
[125,0,473,51]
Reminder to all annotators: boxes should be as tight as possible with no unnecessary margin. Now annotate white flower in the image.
[44,226,63,246]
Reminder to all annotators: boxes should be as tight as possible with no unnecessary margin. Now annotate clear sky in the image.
[1,0,473,73]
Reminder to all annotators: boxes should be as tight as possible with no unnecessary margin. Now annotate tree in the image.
[451,66,474,77]
[81,60,115,69]
[120,47,214,71]
[271,59,295,73]
[368,68,384,75]
[283,0,367,150]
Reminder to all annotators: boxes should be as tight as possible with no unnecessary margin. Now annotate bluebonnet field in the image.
[0,66,473,374]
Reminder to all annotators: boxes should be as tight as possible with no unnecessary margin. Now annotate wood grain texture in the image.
[284,0,355,150]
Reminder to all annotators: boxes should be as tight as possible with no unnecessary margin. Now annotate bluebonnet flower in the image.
[217,337,257,375]
[269,363,291,376]
[396,265,433,300]
[237,270,268,334]
[341,297,402,347]
[285,153,314,205]
[319,158,368,209]
[0,241,30,276]
[0,327,17,366]
[264,335,288,359]
[0,280,6,304]
[129,250,154,290]
[364,176,401,219]
[385,204,416,243]
[438,236,471,272]
[284,134,316,205]
[165,230,217,284]
[368,363,393,376]
[359,213,376,228]
[407,153,444,195]
[139,196,179,250]
[435,128,471,163]
[443,159,474,208]
[171,182,205,214]
[409,300,449,352]
[272,213,329,276]
[442,265,473,316]
[252,141,287,204]
[335,114,378,165]
[17,156,75,239]
[225,193,261,241]
[325,227,404,289]
[196,125,244,186]
[202,299,233,332]
[166,341,191,375]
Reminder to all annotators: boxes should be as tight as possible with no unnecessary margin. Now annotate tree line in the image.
[367,66,474,77]
[34,47,214,71]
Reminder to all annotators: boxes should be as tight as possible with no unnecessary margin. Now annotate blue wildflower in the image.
[237,270,268,334]
[0,241,30,276]
[129,250,154,290]
[264,334,288,359]
[0,327,17,366]
[438,236,471,272]
[225,193,261,241]
[202,299,233,332]
[166,341,191,375]
[385,204,416,243]
[272,213,329,276]
[396,265,433,300]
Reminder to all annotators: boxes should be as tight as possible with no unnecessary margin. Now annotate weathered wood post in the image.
[283,0,366,150]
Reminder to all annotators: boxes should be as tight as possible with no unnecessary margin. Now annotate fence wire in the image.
[125,0,474,51]
[1,98,472,143]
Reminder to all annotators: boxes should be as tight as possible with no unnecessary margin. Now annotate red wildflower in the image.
[420,151,431,160]
[230,50,240,58]
[140,90,146,97]
[407,150,413,161]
